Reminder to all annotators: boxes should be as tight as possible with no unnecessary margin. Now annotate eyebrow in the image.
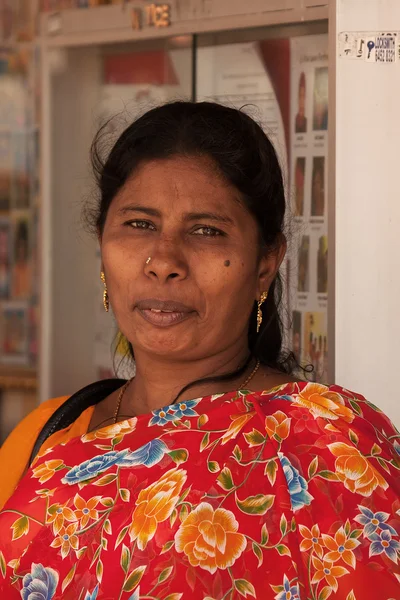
[117,205,235,226]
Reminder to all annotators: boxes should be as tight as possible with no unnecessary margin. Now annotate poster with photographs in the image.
[290,34,329,381]
[0,300,29,365]
[0,47,39,383]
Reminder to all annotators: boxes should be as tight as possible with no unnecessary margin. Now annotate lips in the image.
[135,299,195,327]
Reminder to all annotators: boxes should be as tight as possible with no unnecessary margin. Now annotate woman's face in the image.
[101,156,284,362]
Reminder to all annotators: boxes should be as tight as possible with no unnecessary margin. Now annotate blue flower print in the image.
[278,454,313,511]
[369,530,400,563]
[149,406,180,426]
[354,505,398,538]
[274,395,294,403]
[84,584,99,600]
[274,575,300,600]
[62,441,169,485]
[394,439,400,456]
[170,399,199,419]
[21,563,59,600]
[62,449,129,485]
[118,439,168,468]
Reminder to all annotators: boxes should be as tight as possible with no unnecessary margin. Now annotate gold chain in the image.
[113,381,131,423]
[113,358,261,424]
[239,358,260,389]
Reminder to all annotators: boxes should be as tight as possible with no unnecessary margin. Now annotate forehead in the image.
[112,156,243,214]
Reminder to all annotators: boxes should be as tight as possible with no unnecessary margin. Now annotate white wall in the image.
[333,0,400,425]
[45,47,101,399]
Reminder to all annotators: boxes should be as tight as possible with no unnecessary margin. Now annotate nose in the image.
[144,238,188,283]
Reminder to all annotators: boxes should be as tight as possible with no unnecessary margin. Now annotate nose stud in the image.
[146,257,152,265]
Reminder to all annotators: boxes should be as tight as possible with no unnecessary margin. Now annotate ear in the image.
[256,234,287,299]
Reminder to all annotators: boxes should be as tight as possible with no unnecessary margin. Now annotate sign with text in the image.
[339,31,398,63]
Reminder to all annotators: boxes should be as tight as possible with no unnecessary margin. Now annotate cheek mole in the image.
[224,260,231,267]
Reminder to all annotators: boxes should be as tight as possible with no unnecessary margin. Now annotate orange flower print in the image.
[32,459,64,484]
[74,494,101,528]
[299,524,324,558]
[50,522,79,559]
[311,556,349,592]
[265,410,291,441]
[293,383,355,423]
[129,468,187,550]
[322,526,361,568]
[175,502,246,574]
[82,418,137,443]
[46,502,77,535]
[220,412,255,445]
[328,442,388,497]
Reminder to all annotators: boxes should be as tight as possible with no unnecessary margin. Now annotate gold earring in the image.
[257,291,268,333]
[100,271,109,312]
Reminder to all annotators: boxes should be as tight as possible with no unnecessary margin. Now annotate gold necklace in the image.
[113,380,131,424]
[240,358,260,389]
[113,358,261,424]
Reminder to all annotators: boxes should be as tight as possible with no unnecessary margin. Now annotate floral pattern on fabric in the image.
[0,382,399,599]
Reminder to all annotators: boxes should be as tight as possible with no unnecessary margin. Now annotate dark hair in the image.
[91,101,297,390]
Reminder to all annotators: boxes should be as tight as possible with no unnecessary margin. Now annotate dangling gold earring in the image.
[257,291,268,333]
[100,271,109,312]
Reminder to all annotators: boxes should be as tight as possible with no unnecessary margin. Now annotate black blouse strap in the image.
[29,378,127,466]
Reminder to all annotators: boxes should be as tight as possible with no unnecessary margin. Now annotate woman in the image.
[0,102,399,599]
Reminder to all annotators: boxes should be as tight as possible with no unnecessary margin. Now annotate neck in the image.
[124,341,251,414]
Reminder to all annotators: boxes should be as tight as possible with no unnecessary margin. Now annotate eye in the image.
[192,226,224,237]
[125,220,156,231]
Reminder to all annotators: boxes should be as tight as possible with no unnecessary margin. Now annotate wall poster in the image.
[0,48,39,370]
[290,34,329,381]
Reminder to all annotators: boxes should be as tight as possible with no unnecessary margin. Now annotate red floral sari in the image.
[0,382,399,600]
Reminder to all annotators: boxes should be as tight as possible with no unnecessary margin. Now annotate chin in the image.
[131,331,195,358]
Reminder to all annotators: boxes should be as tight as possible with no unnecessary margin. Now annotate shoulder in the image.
[1,395,69,451]
[254,381,399,493]
[257,381,397,432]
[0,396,68,509]
[0,395,69,460]
[248,383,400,595]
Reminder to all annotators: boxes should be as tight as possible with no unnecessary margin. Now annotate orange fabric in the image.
[0,397,95,510]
